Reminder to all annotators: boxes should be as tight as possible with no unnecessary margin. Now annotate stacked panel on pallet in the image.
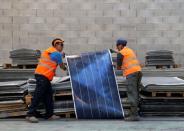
[115,68,184,78]
[10,48,41,65]
[145,50,175,67]
[26,76,75,117]
[0,69,34,82]
[140,77,184,116]
[115,75,184,116]
[116,76,130,116]
[0,81,27,118]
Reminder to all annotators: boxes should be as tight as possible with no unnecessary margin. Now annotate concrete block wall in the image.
[0,0,184,65]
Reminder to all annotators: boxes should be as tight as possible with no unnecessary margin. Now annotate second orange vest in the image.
[35,47,58,81]
[119,47,141,77]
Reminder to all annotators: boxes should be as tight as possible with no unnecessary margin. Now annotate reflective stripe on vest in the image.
[123,57,137,63]
[122,63,140,70]
[39,57,57,66]
[37,62,56,73]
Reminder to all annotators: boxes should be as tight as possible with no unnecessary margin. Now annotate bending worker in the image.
[111,38,142,121]
[26,38,67,123]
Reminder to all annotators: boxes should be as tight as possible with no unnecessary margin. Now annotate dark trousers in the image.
[126,71,142,116]
[27,74,54,119]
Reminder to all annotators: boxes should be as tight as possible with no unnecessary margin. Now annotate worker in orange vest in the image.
[111,38,142,121]
[26,38,66,123]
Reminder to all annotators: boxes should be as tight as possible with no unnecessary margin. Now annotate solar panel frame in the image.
[66,50,124,119]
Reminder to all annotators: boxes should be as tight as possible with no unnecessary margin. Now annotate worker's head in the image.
[116,39,127,51]
[52,38,64,52]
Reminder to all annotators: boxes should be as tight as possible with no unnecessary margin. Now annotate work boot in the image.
[125,106,140,121]
[125,116,140,121]
[35,111,43,118]
[48,115,60,120]
[26,116,39,123]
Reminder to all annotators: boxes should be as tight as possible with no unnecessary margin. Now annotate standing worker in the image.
[111,38,142,121]
[26,38,67,123]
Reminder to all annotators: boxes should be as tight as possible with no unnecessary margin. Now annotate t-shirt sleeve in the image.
[50,52,63,65]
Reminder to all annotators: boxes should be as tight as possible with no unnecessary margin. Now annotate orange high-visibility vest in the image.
[120,47,141,77]
[35,47,58,81]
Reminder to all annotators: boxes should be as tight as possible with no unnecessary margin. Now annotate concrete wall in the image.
[0,0,184,65]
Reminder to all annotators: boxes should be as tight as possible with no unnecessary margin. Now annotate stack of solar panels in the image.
[26,76,74,115]
[0,81,27,118]
[115,68,184,78]
[116,76,127,97]
[140,77,184,116]
[0,69,34,82]
[145,50,174,67]
[10,48,41,65]
[116,77,130,111]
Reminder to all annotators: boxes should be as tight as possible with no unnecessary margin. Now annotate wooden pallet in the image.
[140,94,184,100]
[0,106,27,112]
[155,64,181,69]
[0,110,27,118]
[17,64,37,69]
[55,91,72,97]
[25,95,32,105]
[140,112,184,117]
[2,63,37,69]
[151,92,184,97]
[57,111,75,118]
[2,63,12,69]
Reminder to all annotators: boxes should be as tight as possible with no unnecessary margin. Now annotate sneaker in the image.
[48,115,60,120]
[124,116,140,121]
[26,116,39,123]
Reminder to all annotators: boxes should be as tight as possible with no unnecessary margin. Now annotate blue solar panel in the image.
[66,50,124,119]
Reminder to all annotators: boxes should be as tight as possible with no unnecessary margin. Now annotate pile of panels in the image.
[145,50,174,67]
[140,77,184,116]
[26,76,74,115]
[141,77,184,92]
[116,76,127,97]
[115,68,184,78]
[10,48,41,65]
[0,69,34,82]
[116,76,130,113]
[0,81,27,118]
[115,76,184,116]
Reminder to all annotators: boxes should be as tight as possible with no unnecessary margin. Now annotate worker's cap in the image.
[54,38,64,43]
[116,38,127,46]
[52,38,65,46]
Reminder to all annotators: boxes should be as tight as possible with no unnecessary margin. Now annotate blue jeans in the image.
[27,74,54,119]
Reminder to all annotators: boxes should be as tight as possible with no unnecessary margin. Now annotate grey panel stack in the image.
[115,68,184,78]
[145,50,174,67]
[141,77,184,92]
[115,76,184,116]
[140,77,184,116]
[27,77,71,94]
[116,76,127,97]
[0,69,34,82]
[10,48,41,65]
[0,81,27,118]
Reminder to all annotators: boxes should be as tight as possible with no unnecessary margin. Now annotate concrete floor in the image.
[1,117,184,131]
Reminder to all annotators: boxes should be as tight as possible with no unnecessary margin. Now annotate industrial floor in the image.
[1,117,184,131]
